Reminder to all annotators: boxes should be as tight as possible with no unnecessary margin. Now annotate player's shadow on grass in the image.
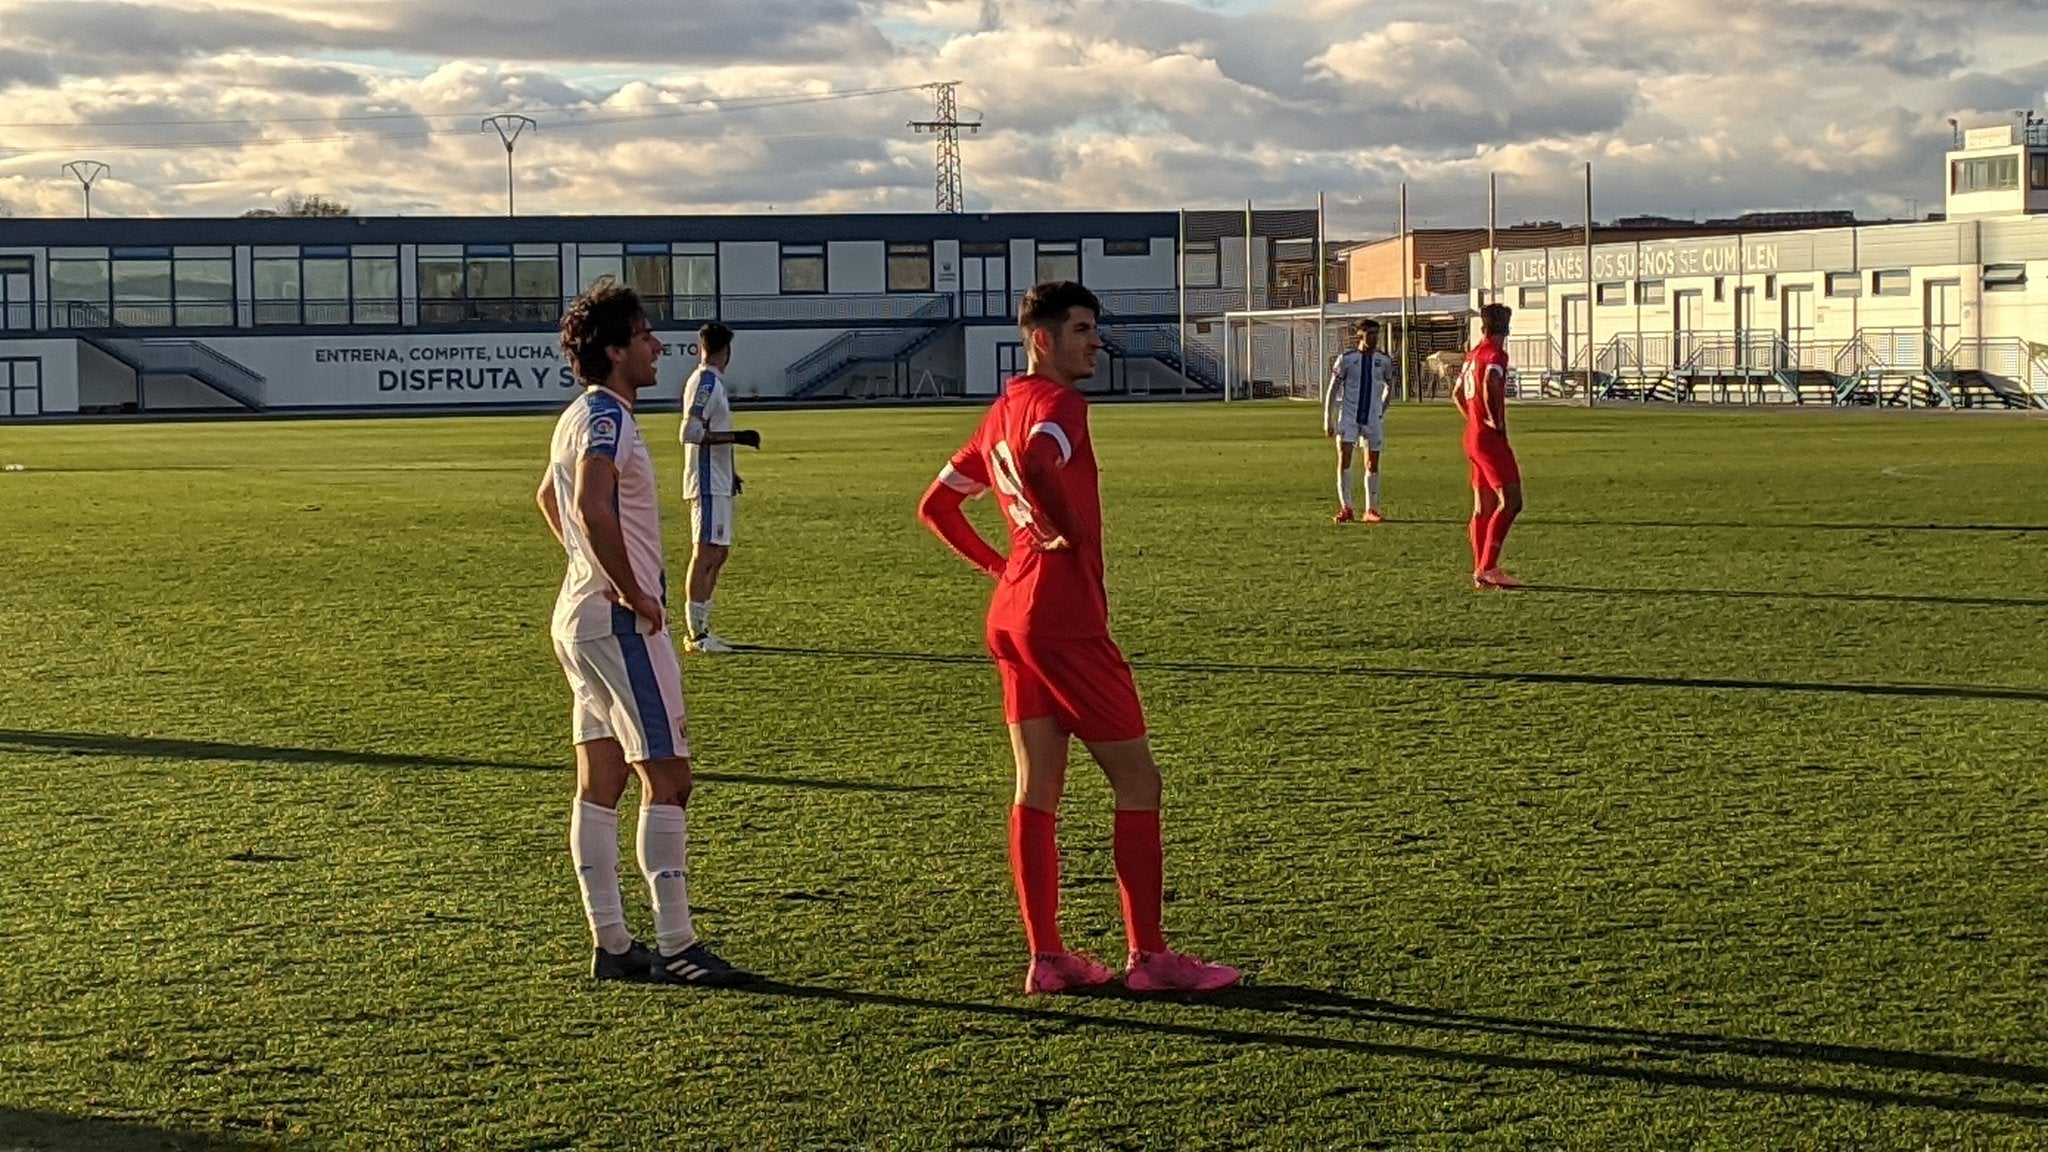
[731,980,2048,1120]
[1518,583,2048,610]
[735,646,2048,704]
[0,729,955,794]
[0,1109,270,1151]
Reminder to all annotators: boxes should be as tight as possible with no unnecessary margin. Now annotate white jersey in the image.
[548,386,667,642]
[680,365,736,499]
[1325,348,1395,428]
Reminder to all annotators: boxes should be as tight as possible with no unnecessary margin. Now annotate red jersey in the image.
[943,375,1109,638]
[1457,337,1511,438]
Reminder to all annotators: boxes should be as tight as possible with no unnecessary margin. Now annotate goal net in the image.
[1219,308,1473,402]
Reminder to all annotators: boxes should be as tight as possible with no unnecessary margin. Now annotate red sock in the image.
[1483,506,1514,572]
[1112,808,1168,955]
[1469,512,1488,572]
[1009,804,1062,955]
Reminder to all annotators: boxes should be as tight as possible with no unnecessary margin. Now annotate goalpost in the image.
[1220,304,1476,403]
[1218,308,1354,401]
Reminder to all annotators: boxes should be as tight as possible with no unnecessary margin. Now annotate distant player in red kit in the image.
[918,281,1241,997]
[1457,303,1523,588]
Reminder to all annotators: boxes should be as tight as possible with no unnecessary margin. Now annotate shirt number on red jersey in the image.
[989,440,1040,535]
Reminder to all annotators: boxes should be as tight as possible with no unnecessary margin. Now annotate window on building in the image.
[1952,155,2020,193]
[252,248,300,325]
[1519,286,1547,310]
[110,249,173,327]
[352,247,399,324]
[302,247,351,325]
[49,253,110,325]
[418,246,465,324]
[1636,279,1666,305]
[1103,239,1150,257]
[1035,241,1079,285]
[780,243,826,294]
[578,248,623,292]
[1872,269,1910,297]
[1713,277,1725,303]
[621,245,670,319]
[674,243,717,319]
[1596,281,1627,306]
[1764,273,1778,301]
[465,247,514,321]
[514,247,562,322]
[887,242,934,292]
[2032,152,2048,190]
[1983,263,2028,291]
[173,251,234,327]
[1183,240,1219,289]
[1825,271,1861,297]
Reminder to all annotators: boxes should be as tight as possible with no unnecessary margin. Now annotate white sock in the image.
[570,800,632,954]
[636,804,696,955]
[1367,471,1382,513]
[1337,466,1353,508]
[687,600,712,638]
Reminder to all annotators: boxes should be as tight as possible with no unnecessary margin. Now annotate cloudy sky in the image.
[0,0,2043,234]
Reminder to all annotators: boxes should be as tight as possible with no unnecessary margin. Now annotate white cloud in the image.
[0,0,2042,228]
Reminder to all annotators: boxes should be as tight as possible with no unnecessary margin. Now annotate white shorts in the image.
[1338,420,1385,452]
[553,632,690,763]
[690,495,733,547]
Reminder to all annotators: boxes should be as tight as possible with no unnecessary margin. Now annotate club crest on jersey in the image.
[590,415,619,447]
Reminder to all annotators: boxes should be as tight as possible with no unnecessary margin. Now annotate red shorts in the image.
[1465,432,1521,489]
[985,628,1147,743]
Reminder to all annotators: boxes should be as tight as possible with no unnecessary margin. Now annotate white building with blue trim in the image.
[0,210,1312,418]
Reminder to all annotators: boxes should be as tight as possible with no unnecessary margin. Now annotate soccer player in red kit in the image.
[918,281,1241,997]
[1457,302,1524,588]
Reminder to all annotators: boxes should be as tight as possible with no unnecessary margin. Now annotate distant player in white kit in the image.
[1321,318,1395,523]
[536,281,755,986]
[677,322,761,654]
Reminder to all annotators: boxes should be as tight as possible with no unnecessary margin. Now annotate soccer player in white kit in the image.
[677,322,760,654]
[1321,318,1396,523]
[536,281,755,986]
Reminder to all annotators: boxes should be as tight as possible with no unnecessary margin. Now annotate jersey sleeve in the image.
[938,439,991,495]
[582,404,622,461]
[680,372,716,444]
[1025,389,1086,466]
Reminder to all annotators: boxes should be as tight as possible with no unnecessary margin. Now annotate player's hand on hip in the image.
[619,588,666,632]
[733,429,762,449]
[1034,535,1072,553]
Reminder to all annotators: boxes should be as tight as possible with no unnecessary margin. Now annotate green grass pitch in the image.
[0,401,2043,1150]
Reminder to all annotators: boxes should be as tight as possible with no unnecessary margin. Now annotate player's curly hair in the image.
[559,278,646,386]
[1480,303,1512,335]
[1019,280,1101,333]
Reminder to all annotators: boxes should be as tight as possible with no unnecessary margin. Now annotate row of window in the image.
[31,238,1174,327]
[1519,264,2031,311]
[1951,153,2048,194]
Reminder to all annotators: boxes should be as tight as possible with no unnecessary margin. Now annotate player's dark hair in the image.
[1480,303,1512,335]
[698,321,734,358]
[559,278,646,386]
[1019,281,1102,334]
[1357,319,1380,333]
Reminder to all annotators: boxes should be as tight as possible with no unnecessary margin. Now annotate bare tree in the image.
[243,194,355,218]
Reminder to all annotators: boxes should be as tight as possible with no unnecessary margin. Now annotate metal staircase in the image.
[1933,338,2039,409]
[1098,324,1224,392]
[83,335,266,411]
[784,321,961,399]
